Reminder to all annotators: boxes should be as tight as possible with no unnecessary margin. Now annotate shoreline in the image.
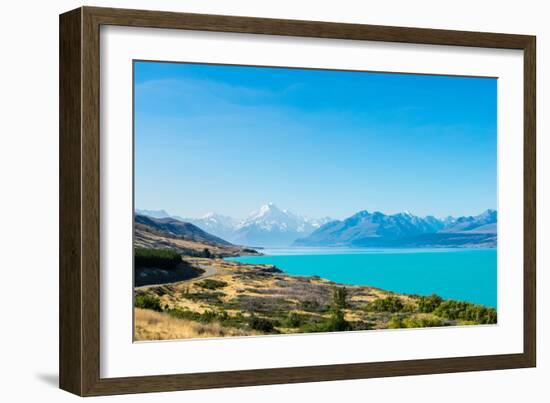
[134,254,497,341]
[226,247,497,309]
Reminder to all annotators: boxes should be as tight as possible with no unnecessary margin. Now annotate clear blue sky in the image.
[134,61,496,220]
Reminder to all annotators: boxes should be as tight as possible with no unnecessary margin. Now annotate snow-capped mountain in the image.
[185,212,239,241]
[294,209,497,248]
[440,209,497,234]
[135,203,331,247]
[230,202,331,247]
[136,206,497,248]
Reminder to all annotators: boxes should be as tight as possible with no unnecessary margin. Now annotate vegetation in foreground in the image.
[134,253,497,340]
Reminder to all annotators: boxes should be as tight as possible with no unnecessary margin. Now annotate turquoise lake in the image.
[227,248,497,308]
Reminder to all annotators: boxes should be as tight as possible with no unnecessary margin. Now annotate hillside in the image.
[135,256,497,341]
[135,214,260,258]
[135,214,233,245]
[133,213,497,340]
[136,203,331,247]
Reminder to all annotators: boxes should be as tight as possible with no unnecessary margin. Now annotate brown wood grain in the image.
[59,7,83,396]
[59,6,537,396]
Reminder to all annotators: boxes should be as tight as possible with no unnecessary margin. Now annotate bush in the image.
[417,294,443,313]
[282,312,303,328]
[248,316,276,333]
[366,296,404,313]
[134,294,162,312]
[134,247,181,269]
[388,315,443,329]
[324,310,352,332]
[300,310,352,333]
[433,300,497,324]
[388,315,405,329]
[197,279,228,290]
[331,287,348,310]
[403,316,443,328]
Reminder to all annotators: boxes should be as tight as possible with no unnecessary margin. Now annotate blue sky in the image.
[134,61,497,220]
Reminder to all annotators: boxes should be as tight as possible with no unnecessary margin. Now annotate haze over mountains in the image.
[294,209,497,248]
[136,204,497,248]
[136,203,331,247]
[135,214,231,246]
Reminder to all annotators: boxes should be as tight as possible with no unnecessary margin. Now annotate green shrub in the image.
[388,314,443,329]
[324,310,352,332]
[402,316,443,328]
[134,247,181,269]
[134,294,162,312]
[182,291,224,305]
[433,300,497,324]
[366,296,404,313]
[331,287,348,310]
[248,316,276,333]
[388,315,405,329]
[417,294,443,313]
[197,279,228,290]
[282,312,303,328]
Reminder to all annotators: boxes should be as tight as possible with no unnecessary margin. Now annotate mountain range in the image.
[136,203,331,247]
[136,205,497,248]
[294,209,497,248]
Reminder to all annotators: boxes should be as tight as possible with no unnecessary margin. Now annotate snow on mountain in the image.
[294,209,497,248]
[230,203,331,247]
[135,203,331,247]
[440,209,497,233]
[237,202,323,232]
[184,212,239,241]
[136,204,497,248]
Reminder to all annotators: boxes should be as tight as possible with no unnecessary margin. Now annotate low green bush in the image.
[197,279,228,290]
[300,311,352,333]
[388,315,443,329]
[248,316,277,333]
[323,310,352,332]
[282,312,303,328]
[365,296,404,313]
[434,300,497,324]
[417,294,443,313]
[134,294,162,312]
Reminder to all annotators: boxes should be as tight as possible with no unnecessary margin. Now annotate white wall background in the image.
[0,0,546,401]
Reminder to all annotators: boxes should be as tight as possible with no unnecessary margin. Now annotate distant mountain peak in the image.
[294,208,497,248]
[352,210,371,218]
[247,202,290,222]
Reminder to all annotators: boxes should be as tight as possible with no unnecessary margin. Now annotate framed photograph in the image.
[59,6,536,396]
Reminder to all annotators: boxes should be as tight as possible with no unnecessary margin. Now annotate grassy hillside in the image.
[135,223,260,258]
[134,257,496,340]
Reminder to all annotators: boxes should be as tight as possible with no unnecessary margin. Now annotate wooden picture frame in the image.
[59,6,536,396]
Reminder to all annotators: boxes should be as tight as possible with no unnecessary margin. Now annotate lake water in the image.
[227,248,497,308]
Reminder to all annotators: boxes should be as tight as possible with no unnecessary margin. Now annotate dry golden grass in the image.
[134,228,251,257]
[134,308,257,341]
